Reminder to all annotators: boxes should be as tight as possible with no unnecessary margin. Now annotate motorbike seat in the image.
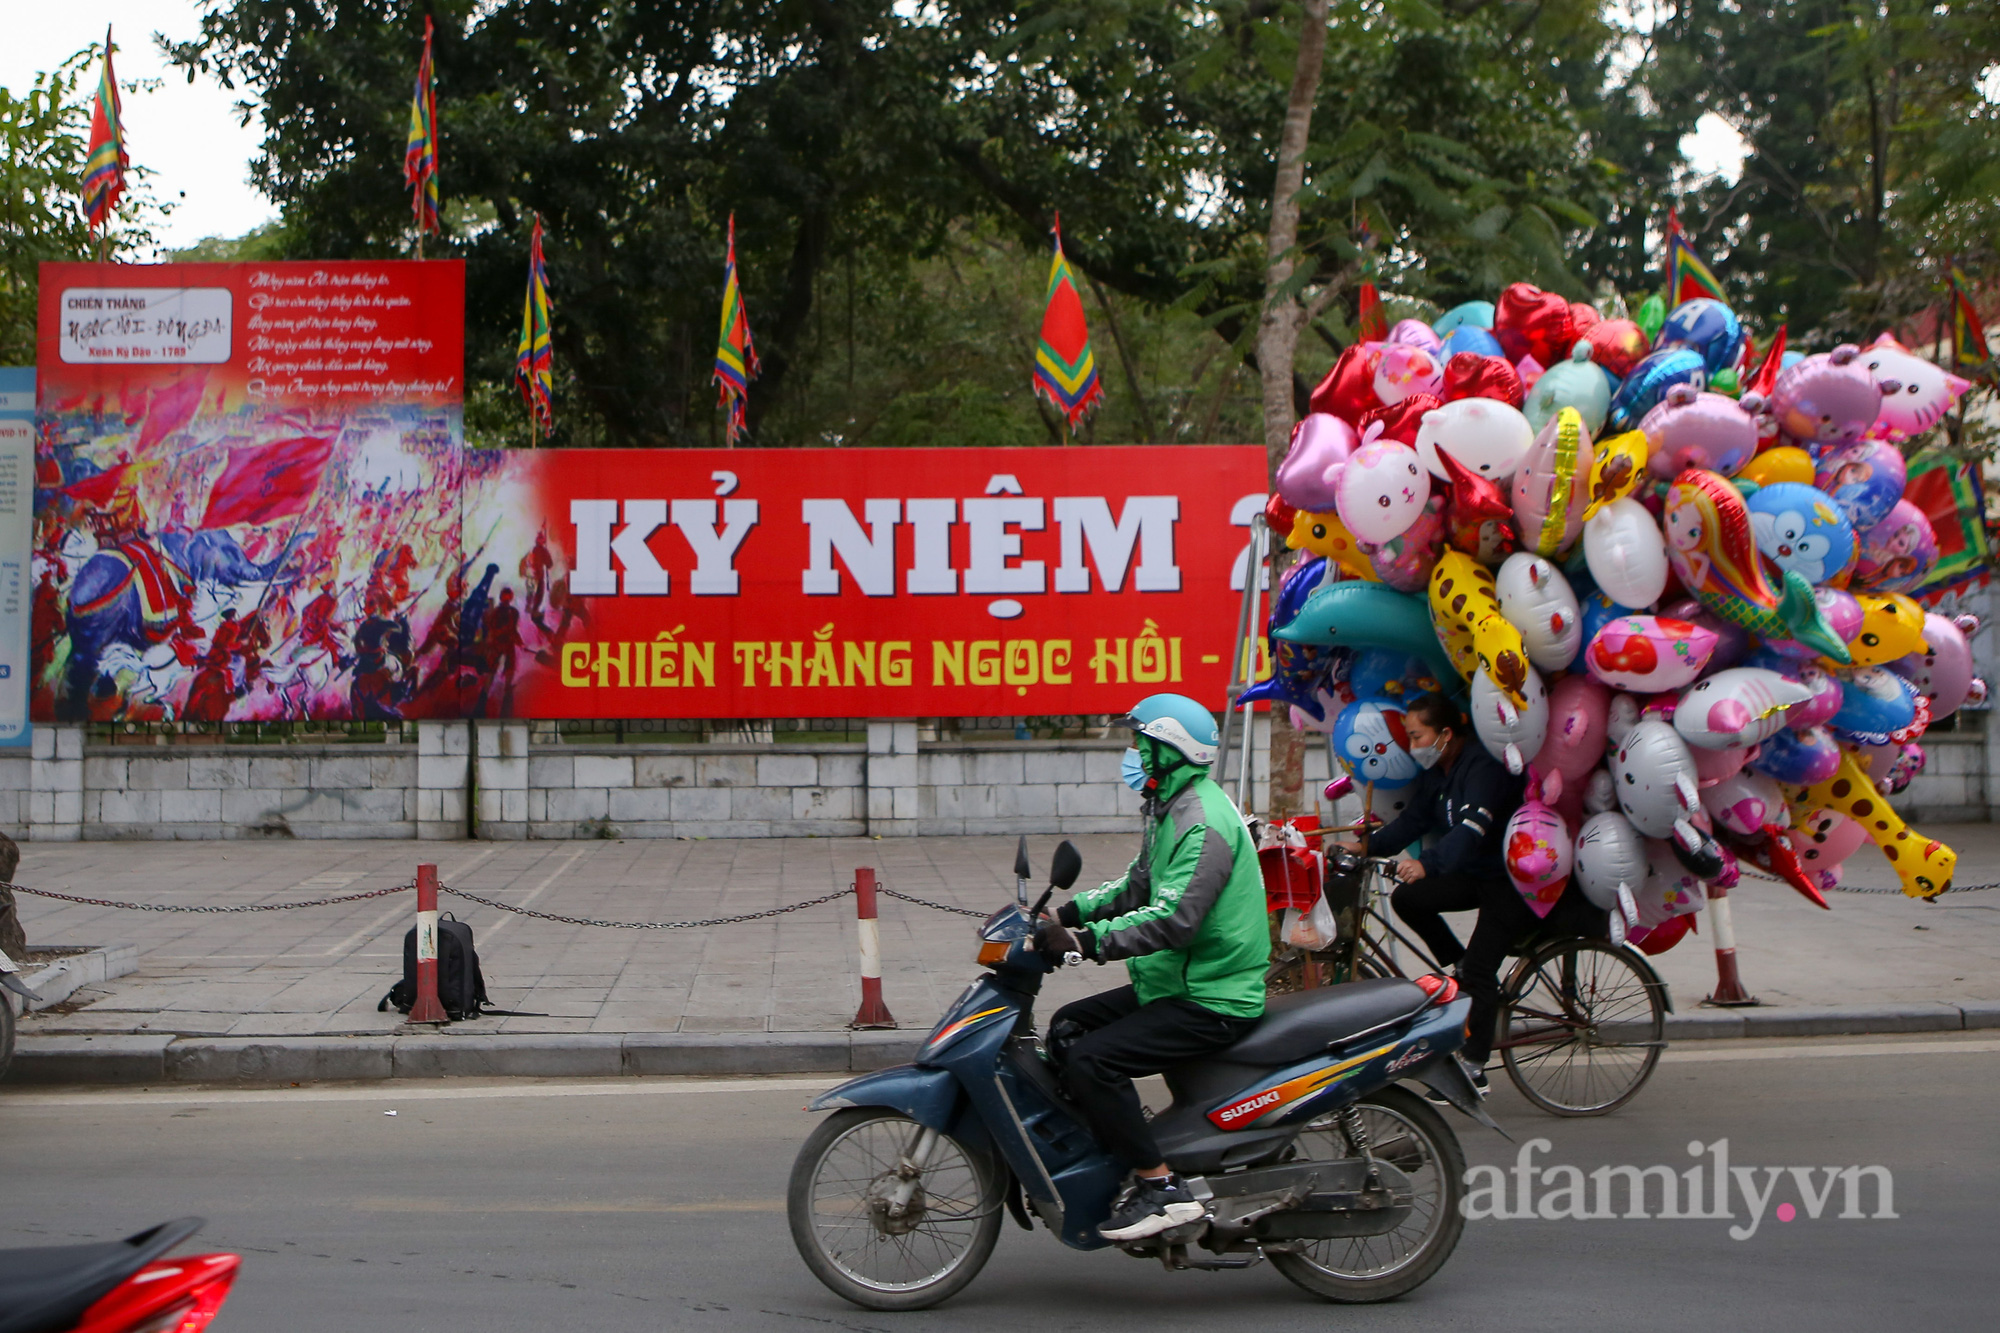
[1221,978,1431,1068]
[0,1218,203,1333]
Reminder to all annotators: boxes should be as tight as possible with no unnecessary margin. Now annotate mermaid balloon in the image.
[1662,468,1852,664]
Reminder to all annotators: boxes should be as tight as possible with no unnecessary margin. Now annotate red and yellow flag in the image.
[80,26,127,232]
[1952,268,1991,376]
[1032,216,1104,432]
[713,214,759,444]
[515,215,555,438]
[403,16,440,236]
[1665,210,1726,307]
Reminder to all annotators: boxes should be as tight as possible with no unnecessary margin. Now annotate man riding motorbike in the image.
[1033,694,1268,1242]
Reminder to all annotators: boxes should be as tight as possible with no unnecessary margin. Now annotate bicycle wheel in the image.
[1269,1086,1466,1303]
[0,992,12,1084]
[787,1108,1001,1311]
[1498,938,1664,1116]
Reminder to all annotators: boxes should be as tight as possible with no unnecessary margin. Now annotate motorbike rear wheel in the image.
[1268,1086,1466,1303]
[787,1107,1001,1312]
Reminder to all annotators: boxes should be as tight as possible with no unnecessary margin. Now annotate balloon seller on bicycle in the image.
[1031,693,1268,1242]
[1337,690,1602,1095]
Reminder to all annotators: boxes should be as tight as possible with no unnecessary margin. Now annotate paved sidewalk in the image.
[7,827,2000,1079]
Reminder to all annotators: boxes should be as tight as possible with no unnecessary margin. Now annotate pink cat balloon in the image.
[1373,342,1444,405]
[1862,334,1972,442]
[1335,432,1431,544]
[1769,344,1894,446]
[1505,768,1574,918]
[1640,383,1760,479]
[1793,807,1870,890]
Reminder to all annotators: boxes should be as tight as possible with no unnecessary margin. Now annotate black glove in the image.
[1035,919,1090,966]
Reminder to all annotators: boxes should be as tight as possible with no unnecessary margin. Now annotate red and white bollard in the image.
[1704,880,1757,1007]
[406,862,450,1025]
[850,868,896,1030]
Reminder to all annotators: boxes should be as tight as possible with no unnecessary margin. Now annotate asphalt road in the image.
[4,1034,1995,1331]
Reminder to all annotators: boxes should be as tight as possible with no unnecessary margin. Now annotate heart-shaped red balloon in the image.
[1494,283,1576,366]
[1307,343,1384,426]
[1437,448,1517,558]
[1356,393,1441,447]
[1586,318,1652,380]
[1264,492,1299,544]
[1440,353,1524,408]
[1567,302,1602,336]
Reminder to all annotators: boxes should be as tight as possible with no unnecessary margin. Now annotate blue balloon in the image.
[1434,301,1497,337]
[1332,698,1420,790]
[1438,326,1505,361]
[1827,667,1918,746]
[1658,298,1746,376]
[1606,347,1708,432]
[1744,482,1856,588]
[1237,557,1336,718]
[1578,588,1641,649]
[1749,725,1842,785]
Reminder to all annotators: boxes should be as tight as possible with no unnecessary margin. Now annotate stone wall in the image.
[0,712,1984,841]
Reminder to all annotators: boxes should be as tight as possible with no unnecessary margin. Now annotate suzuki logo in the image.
[1215,1088,1284,1125]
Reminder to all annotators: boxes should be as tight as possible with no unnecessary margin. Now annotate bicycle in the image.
[1266,848,1669,1117]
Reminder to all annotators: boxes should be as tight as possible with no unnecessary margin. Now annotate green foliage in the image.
[0,48,166,365]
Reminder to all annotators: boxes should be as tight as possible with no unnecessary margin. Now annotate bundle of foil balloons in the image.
[1249,282,1981,952]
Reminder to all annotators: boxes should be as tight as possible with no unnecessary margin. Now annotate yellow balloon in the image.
[1834,592,1928,668]
[1289,509,1378,582]
[1580,429,1649,521]
[1739,446,1816,489]
[1785,752,1956,898]
[1428,551,1530,705]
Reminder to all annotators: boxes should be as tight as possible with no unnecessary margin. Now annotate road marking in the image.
[0,1076,842,1109]
[351,1197,783,1213]
[474,845,591,943]
[1662,1037,2000,1063]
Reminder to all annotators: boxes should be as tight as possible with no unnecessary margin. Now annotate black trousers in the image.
[1049,985,1259,1171]
[1391,873,1607,1065]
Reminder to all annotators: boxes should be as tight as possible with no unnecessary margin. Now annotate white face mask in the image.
[1410,733,1447,770]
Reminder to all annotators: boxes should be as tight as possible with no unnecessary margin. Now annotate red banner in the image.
[462,446,1266,718]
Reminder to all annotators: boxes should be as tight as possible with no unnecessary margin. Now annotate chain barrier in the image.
[1,876,998,924]
[1729,867,1997,896]
[2,881,415,912]
[879,886,989,919]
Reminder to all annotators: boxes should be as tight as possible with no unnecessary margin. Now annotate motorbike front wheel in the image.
[1268,1085,1466,1303]
[787,1107,1002,1312]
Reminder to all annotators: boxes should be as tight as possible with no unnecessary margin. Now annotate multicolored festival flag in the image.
[1951,267,1991,376]
[403,16,441,236]
[713,213,759,444]
[1033,216,1104,432]
[515,215,554,438]
[80,26,128,233]
[1665,210,1726,308]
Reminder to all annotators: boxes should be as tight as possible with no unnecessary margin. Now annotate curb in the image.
[6,1005,1997,1086]
[17,945,140,1012]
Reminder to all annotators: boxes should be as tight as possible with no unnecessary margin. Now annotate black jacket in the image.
[1365,741,1524,883]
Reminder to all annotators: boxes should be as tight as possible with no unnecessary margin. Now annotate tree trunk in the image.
[1254,0,1330,819]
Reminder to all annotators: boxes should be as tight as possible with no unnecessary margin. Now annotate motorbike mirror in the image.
[1013,835,1031,881]
[1324,774,1356,803]
[1049,840,1082,891]
[1029,886,1056,919]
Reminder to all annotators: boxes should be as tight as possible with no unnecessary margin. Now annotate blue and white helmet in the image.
[1124,693,1221,767]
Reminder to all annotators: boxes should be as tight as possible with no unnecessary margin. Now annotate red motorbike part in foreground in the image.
[0,1218,239,1333]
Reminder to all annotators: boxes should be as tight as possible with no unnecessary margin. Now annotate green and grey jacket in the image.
[1056,765,1268,1019]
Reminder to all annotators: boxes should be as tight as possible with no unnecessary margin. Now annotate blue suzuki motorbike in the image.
[787,840,1498,1311]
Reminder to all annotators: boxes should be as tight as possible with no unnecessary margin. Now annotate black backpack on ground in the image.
[380,912,489,1020]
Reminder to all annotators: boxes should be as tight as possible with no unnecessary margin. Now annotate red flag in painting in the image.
[61,463,132,507]
[137,374,209,451]
[201,435,335,529]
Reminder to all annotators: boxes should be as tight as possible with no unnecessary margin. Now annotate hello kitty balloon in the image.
[1335,434,1431,544]
[1638,839,1706,927]
[1471,664,1549,773]
[1699,770,1786,838]
[1414,397,1535,482]
[1609,718,1701,839]
[1505,768,1574,918]
[1574,810,1648,916]
[1861,334,1972,442]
